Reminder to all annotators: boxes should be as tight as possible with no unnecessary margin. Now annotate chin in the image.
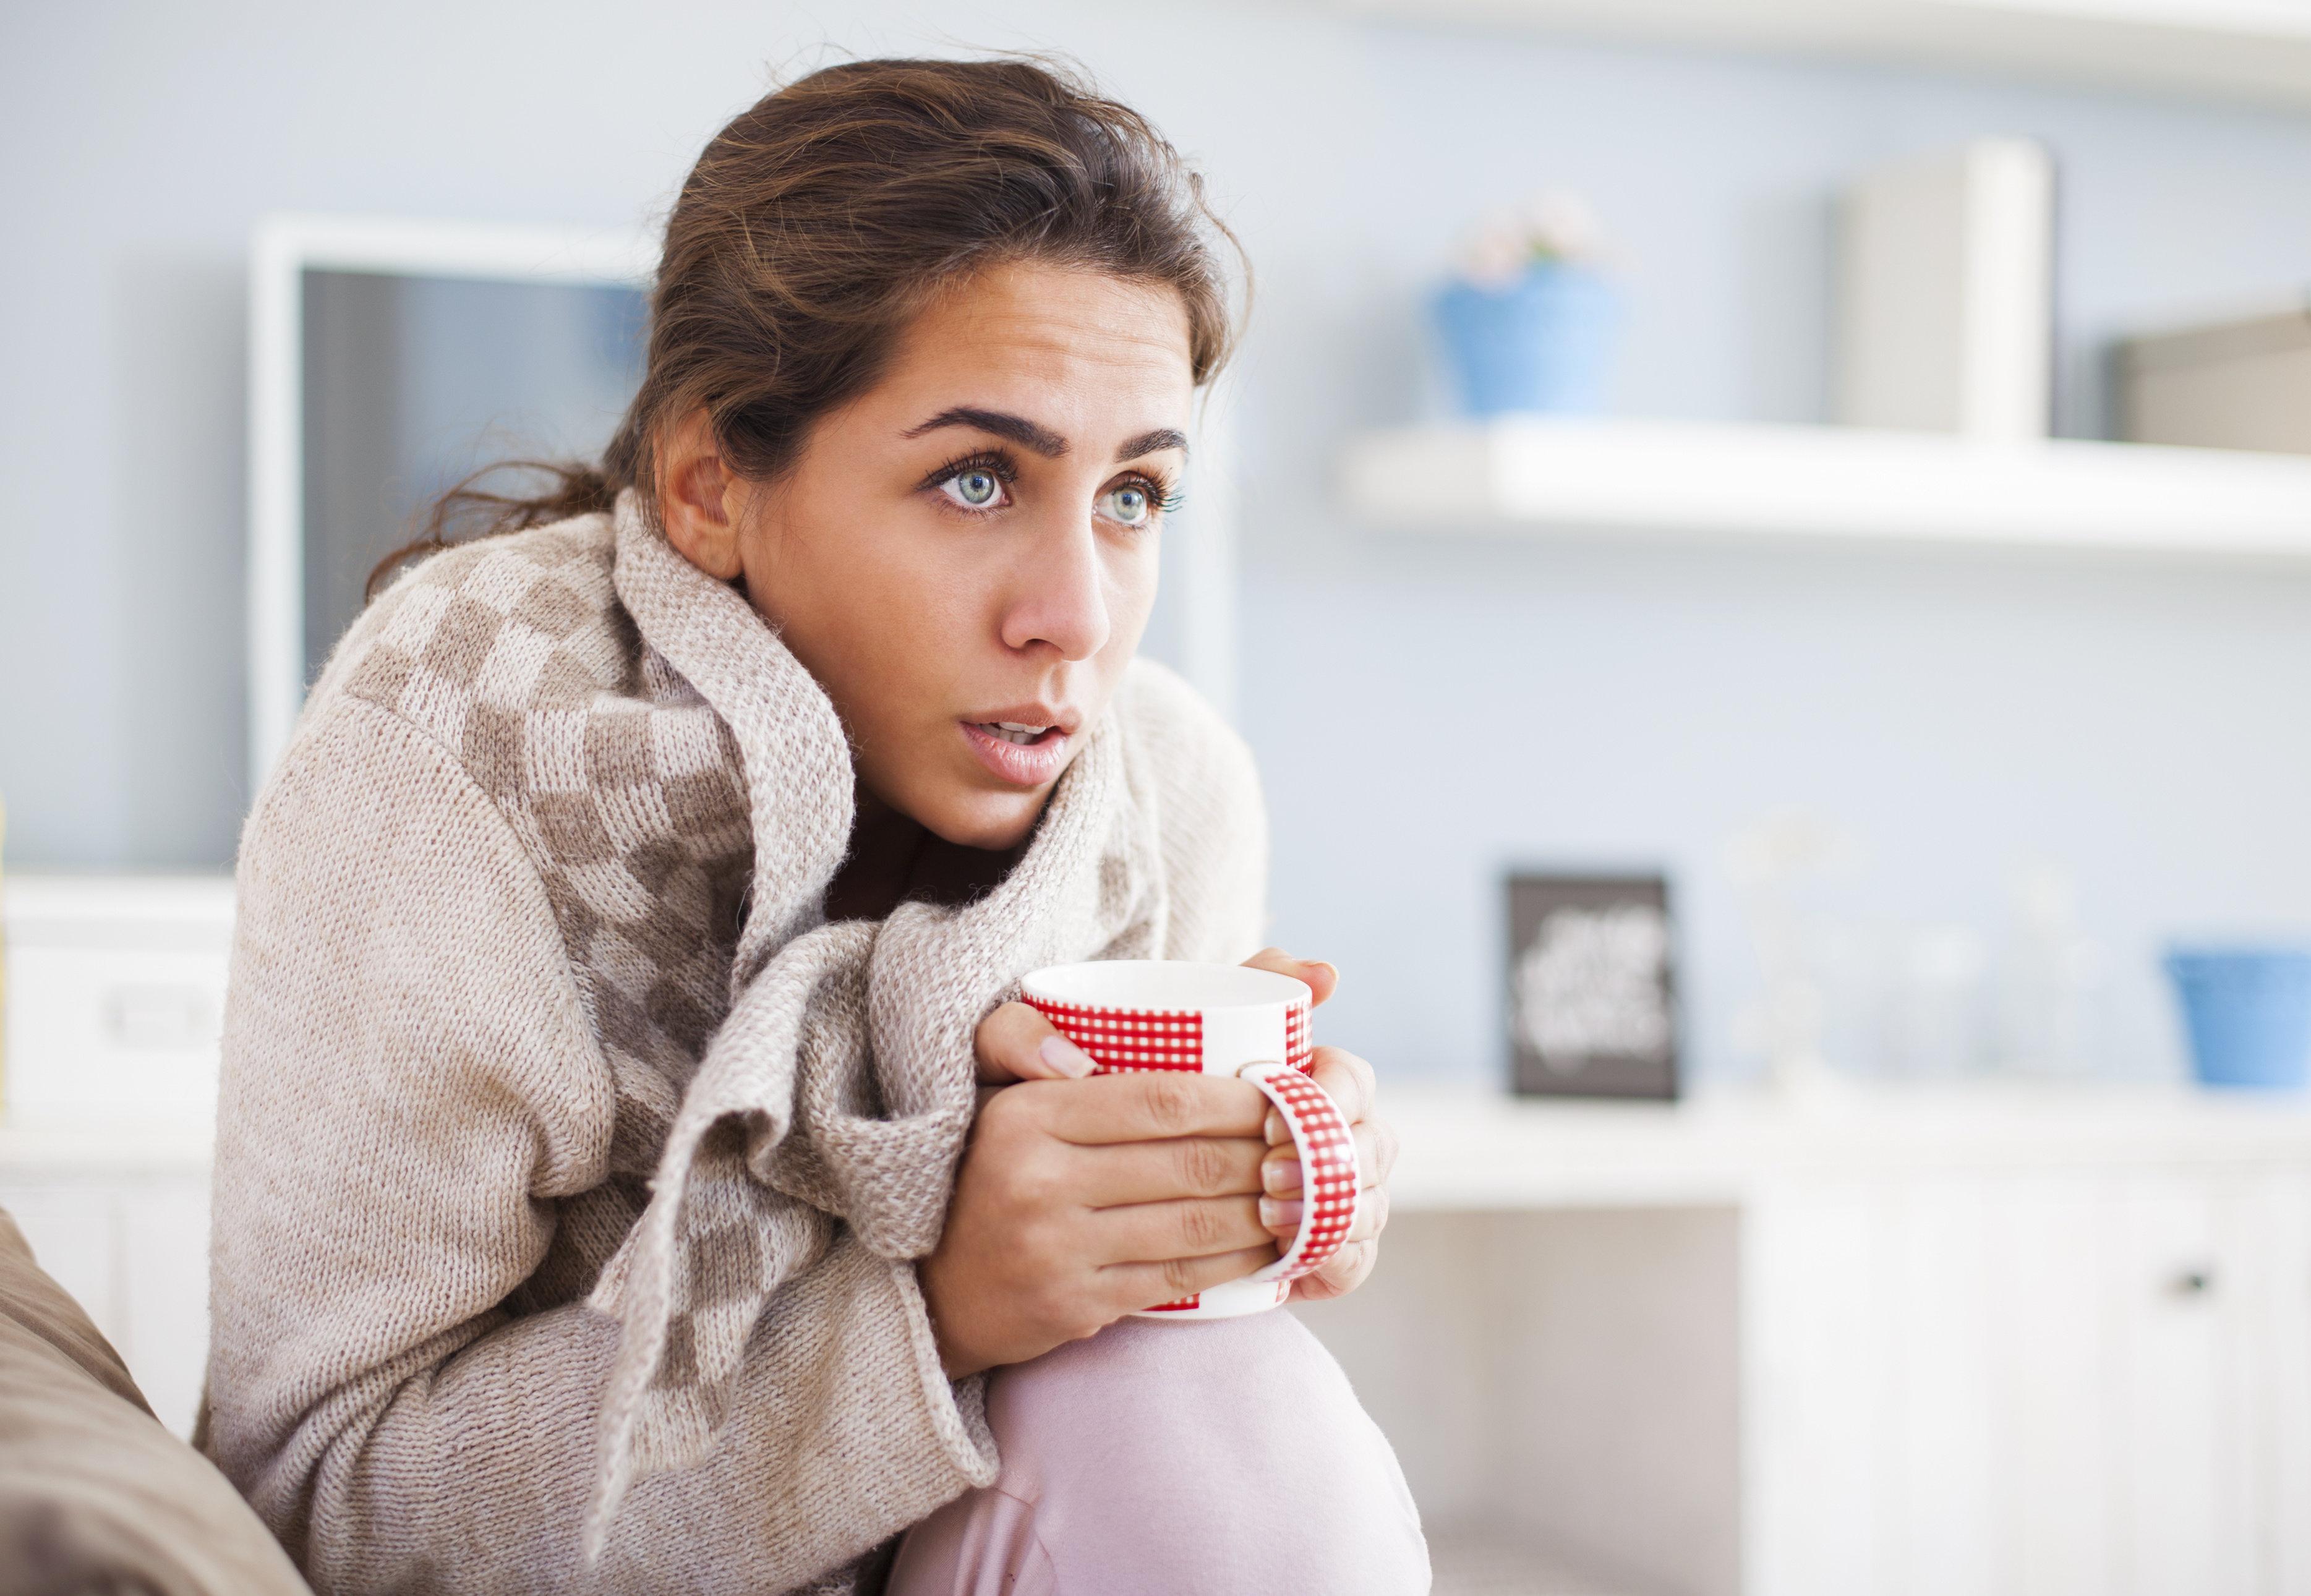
[918,788,1046,852]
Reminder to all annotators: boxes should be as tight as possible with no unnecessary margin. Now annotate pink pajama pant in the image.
[886,1308,1429,1595]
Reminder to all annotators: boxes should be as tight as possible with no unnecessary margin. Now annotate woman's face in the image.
[663,262,1197,851]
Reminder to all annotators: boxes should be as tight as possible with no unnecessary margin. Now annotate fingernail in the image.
[1265,1110,1285,1143]
[1039,1035,1096,1078]
[1263,1158,1301,1195]
[1260,1197,1304,1230]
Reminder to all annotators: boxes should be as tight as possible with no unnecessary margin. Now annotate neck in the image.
[822,782,1030,921]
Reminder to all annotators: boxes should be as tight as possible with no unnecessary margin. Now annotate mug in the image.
[1019,960,1359,1320]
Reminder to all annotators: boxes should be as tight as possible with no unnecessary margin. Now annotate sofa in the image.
[0,1206,309,1595]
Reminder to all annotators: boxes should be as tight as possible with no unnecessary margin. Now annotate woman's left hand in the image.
[1239,949,1395,1304]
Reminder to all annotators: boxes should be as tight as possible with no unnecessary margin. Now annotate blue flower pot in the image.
[1433,265,1618,417]
[2164,947,2311,1089]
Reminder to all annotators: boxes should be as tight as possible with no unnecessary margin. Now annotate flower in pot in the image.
[1435,190,1619,417]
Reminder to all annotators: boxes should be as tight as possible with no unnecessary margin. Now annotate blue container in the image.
[1433,264,1619,417]
[2163,947,2311,1089]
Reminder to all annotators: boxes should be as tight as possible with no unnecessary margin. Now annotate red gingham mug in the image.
[1019,960,1360,1320]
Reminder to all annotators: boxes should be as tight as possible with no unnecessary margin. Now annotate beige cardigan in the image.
[200,507,1269,1594]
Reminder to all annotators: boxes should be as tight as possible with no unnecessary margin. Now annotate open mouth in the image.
[972,720,1061,746]
[959,716,1074,786]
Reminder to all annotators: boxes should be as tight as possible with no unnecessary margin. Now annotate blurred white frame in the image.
[246,215,656,792]
[245,213,1241,795]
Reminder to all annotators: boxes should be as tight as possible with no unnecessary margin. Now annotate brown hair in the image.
[370,55,1242,598]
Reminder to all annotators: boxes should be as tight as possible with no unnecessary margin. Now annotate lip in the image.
[958,710,1075,788]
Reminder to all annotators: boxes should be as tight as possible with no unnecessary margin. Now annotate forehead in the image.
[876,263,1195,432]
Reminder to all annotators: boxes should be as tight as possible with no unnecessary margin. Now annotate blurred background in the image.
[6,2,2311,1592]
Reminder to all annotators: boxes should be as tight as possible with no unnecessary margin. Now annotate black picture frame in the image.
[1506,872,1679,1100]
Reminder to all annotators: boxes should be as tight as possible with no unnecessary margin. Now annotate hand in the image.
[918,1068,1278,1378]
[921,949,1390,1378]
[1238,950,1396,1304]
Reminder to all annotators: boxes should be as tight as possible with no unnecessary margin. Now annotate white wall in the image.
[5,0,2311,1083]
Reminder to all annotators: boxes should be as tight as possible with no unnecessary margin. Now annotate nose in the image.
[998,513,1111,663]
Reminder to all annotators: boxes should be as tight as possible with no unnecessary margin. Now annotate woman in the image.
[202,57,1423,1595]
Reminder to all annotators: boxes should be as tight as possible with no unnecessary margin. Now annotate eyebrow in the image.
[904,407,1069,458]
[1115,427,1190,463]
[903,408,1191,464]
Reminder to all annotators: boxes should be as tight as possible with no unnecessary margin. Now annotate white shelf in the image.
[1347,0,2311,111]
[1342,417,2311,560]
[0,1120,216,1177]
[13,1082,2311,1195]
[1383,1081,2311,1210]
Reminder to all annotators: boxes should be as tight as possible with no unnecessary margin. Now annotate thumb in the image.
[974,999,1098,1085]
[1241,947,1340,1007]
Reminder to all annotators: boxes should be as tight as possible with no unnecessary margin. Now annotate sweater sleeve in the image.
[203,696,993,1595]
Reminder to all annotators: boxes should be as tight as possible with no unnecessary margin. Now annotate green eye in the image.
[1101,484,1153,527]
[944,468,1002,509]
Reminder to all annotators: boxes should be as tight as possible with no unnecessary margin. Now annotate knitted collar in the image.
[585,492,1161,1555]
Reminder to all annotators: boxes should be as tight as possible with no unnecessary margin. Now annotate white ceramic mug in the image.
[1019,960,1359,1320]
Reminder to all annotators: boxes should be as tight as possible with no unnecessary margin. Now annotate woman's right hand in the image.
[916,1002,1281,1378]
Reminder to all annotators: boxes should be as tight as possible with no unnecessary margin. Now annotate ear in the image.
[655,406,745,580]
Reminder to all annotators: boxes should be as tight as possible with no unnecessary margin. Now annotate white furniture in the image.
[1341,417,2311,561]
[1,874,231,1438]
[2,875,234,1130]
[1344,0,2311,112]
[0,1126,213,1440]
[1301,1084,2311,1595]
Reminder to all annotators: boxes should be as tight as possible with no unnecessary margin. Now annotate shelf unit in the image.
[1299,1080,2311,1596]
[1341,417,2311,560]
[1346,0,2311,111]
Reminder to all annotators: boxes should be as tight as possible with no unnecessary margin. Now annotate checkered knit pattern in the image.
[338,493,1182,1563]
[340,519,752,1195]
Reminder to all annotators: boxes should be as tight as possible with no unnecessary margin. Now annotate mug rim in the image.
[1021,958,1310,1012]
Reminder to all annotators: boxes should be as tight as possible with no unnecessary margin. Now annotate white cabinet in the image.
[0,1166,213,1439]
[1,874,231,1439]
[2262,1176,2311,1595]
[1742,1169,2304,1596]
[1302,1088,2311,1596]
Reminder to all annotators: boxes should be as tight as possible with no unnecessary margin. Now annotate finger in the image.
[1266,1048,1368,1150]
[975,1001,1096,1085]
[1088,1194,1274,1266]
[1307,1046,1376,1125]
[1239,947,1339,1008]
[1072,1133,1270,1207]
[1100,1243,1280,1314]
[1288,1239,1378,1304]
[1029,1071,1267,1146]
[1263,1046,1375,1145]
[1260,1120,1389,1197]
[1262,1177,1388,1244]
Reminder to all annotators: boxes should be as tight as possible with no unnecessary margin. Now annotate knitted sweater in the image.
[200,500,1270,1595]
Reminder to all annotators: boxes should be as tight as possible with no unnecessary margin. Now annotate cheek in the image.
[818,537,989,717]
[744,511,965,718]
[1104,542,1162,652]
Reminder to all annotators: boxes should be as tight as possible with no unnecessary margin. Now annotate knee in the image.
[991,1310,1359,1457]
[980,1312,1429,1593]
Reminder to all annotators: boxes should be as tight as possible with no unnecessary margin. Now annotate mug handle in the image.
[1236,1060,1360,1284]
